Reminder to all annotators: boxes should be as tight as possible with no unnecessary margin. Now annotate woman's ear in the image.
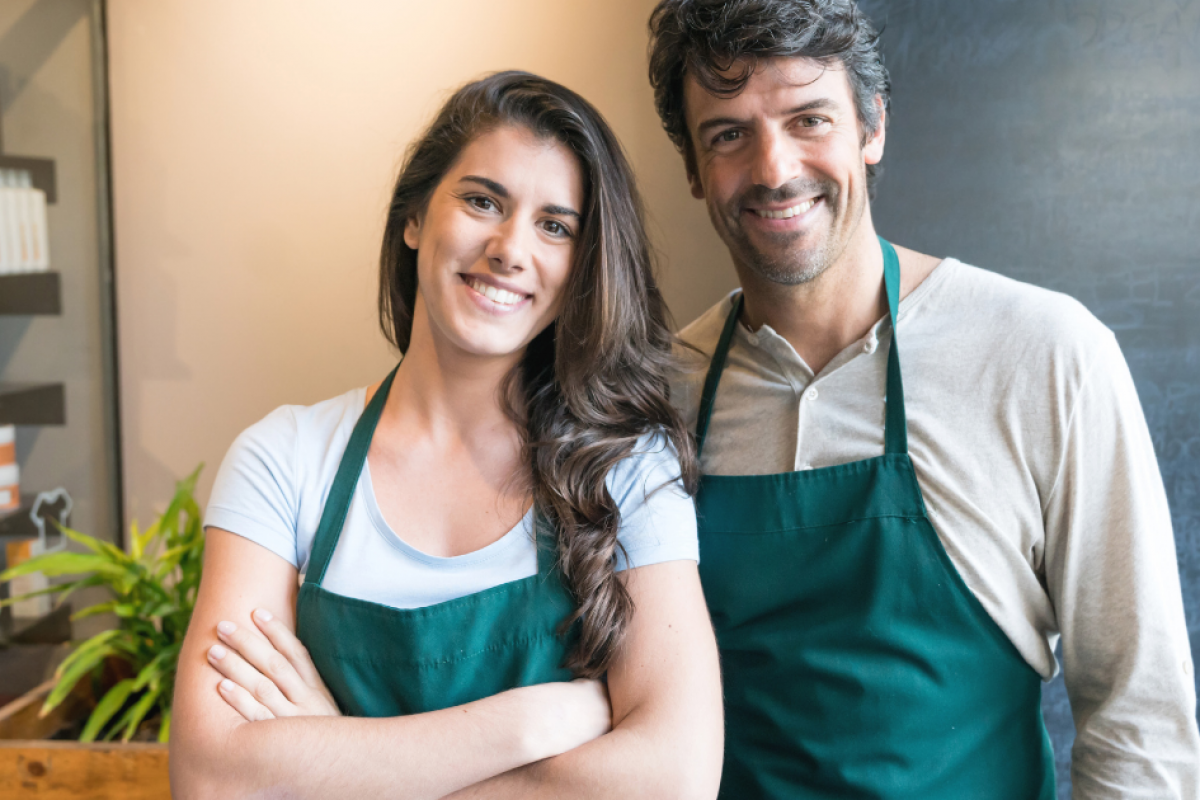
[403,215,421,250]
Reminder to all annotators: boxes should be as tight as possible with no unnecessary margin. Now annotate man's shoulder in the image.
[677,292,739,355]
[927,259,1115,362]
[670,293,738,424]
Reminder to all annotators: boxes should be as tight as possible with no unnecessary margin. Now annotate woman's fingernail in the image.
[254,608,273,623]
[220,679,235,692]
[217,621,236,635]
[209,644,227,659]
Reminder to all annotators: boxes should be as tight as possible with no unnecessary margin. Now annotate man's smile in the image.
[750,198,819,219]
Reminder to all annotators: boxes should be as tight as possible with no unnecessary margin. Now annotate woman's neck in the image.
[384,305,522,446]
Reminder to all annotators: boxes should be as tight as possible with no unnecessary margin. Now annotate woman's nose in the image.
[484,217,529,273]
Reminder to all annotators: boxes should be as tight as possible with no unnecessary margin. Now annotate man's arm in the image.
[1043,332,1200,799]
[445,559,724,800]
[170,529,610,800]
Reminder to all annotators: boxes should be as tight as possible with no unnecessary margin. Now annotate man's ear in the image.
[863,94,886,166]
[688,169,706,200]
[403,214,421,250]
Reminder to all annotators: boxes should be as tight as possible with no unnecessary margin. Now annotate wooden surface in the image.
[0,741,170,799]
[0,677,171,797]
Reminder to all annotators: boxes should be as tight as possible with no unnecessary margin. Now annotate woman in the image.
[171,71,723,799]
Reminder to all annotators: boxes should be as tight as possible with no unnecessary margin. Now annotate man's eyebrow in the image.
[695,99,841,136]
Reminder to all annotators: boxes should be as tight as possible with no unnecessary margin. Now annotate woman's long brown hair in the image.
[377,71,697,677]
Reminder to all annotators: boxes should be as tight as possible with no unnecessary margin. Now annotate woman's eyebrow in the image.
[460,175,508,196]
[460,175,579,219]
[543,204,581,220]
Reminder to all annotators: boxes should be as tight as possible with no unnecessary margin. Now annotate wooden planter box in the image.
[0,678,170,798]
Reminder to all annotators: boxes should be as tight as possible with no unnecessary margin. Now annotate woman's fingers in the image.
[207,640,297,718]
[215,676,275,722]
[215,620,309,705]
[251,608,323,688]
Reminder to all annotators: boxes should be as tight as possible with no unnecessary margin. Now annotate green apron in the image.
[295,367,577,717]
[695,239,1057,799]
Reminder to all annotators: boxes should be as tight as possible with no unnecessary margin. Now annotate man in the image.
[648,0,1200,797]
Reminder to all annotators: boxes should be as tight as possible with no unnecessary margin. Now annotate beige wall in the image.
[107,0,735,522]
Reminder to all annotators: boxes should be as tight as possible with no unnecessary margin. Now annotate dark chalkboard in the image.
[859,0,1200,793]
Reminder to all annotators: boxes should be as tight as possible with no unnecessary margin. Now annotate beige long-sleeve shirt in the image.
[673,258,1199,798]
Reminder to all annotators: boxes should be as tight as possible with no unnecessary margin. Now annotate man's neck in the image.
[738,228,887,376]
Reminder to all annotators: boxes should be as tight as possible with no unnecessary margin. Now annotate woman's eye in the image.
[542,220,572,238]
[467,196,497,212]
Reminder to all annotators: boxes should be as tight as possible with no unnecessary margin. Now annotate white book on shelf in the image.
[17,171,49,271]
[29,185,50,271]
[14,172,34,272]
[0,171,17,274]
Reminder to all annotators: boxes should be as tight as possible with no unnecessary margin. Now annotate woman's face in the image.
[405,125,585,362]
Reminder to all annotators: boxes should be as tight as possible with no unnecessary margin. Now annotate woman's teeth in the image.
[754,198,817,219]
[465,276,525,306]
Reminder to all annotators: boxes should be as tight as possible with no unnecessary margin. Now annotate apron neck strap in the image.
[880,237,908,455]
[306,364,400,587]
[693,237,909,461]
[694,291,744,459]
[532,512,559,576]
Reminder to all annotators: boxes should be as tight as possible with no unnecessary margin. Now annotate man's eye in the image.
[801,117,827,128]
[713,129,742,145]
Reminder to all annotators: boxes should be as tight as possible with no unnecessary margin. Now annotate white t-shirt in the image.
[205,387,698,609]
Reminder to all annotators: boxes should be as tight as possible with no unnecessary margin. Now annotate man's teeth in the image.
[754,199,817,219]
[466,277,525,306]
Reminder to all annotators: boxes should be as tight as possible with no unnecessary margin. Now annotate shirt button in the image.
[799,463,814,471]
[863,338,878,354]
[805,387,819,401]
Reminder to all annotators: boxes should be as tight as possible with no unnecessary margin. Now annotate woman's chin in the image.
[445,328,534,362]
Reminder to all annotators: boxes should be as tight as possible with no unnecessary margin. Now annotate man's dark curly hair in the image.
[648,0,890,194]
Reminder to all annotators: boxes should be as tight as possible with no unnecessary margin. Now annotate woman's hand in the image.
[207,607,342,721]
[515,678,612,760]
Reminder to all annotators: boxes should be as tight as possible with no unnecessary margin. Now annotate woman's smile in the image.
[459,272,533,314]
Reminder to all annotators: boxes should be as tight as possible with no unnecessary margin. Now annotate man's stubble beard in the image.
[715,177,866,289]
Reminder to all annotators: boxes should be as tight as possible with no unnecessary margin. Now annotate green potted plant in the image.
[0,465,204,743]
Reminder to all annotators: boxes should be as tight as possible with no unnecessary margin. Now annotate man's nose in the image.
[749,127,795,191]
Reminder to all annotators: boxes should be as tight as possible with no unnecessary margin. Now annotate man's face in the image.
[684,57,885,286]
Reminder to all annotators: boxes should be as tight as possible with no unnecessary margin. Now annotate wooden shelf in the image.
[0,384,65,426]
[0,273,60,315]
[0,497,37,542]
[0,154,56,203]
[0,494,70,544]
[1,603,72,647]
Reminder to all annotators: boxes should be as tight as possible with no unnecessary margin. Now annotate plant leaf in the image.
[70,601,137,621]
[53,629,121,678]
[157,707,171,743]
[119,686,161,742]
[42,643,117,715]
[0,552,127,581]
[57,524,129,562]
[80,679,136,742]
[0,580,80,608]
[132,642,181,692]
[129,520,142,560]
